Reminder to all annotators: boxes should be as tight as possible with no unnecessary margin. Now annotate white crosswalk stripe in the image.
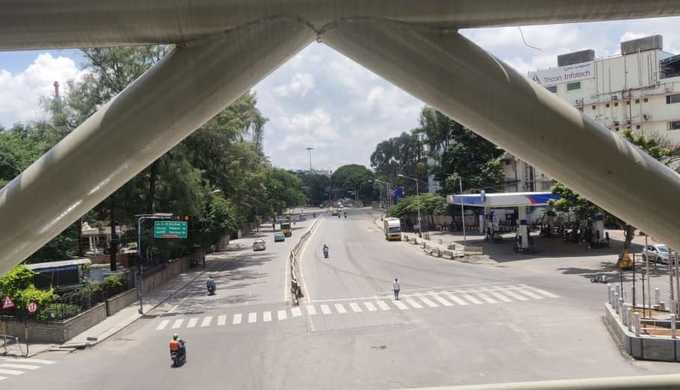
[474,292,498,304]
[364,301,377,312]
[405,298,423,309]
[0,358,56,382]
[0,363,39,370]
[291,307,302,317]
[393,300,409,310]
[0,358,54,365]
[510,285,543,300]
[248,312,257,323]
[217,315,227,326]
[156,319,170,330]
[376,300,391,311]
[334,303,347,314]
[0,368,23,375]
[201,316,213,327]
[187,318,198,328]
[171,319,184,329]
[233,314,242,325]
[417,296,439,308]
[520,284,560,298]
[496,287,528,301]
[320,304,332,315]
[349,302,363,313]
[459,292,483,304]
[306,305,317,315]
[278,310,288,320]
[0,376,6,381]
[429,293,453,306]
[442,292,469,305]
[263,311,272,322]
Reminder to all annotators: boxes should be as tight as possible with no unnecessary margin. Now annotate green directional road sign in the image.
[153,220,188,239]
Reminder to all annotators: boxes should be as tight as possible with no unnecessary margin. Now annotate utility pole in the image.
[458,175,466,244]
[306,147,314,172]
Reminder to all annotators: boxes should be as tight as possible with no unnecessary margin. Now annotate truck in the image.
[384,217,402,241]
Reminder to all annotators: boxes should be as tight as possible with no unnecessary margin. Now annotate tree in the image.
[370,132,424,195]
[297,171,330,206]
[550,130,676,251]
[388,193,447,219]
[331,164,376,202]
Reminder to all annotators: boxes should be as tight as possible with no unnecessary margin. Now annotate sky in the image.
[1,17,679,171]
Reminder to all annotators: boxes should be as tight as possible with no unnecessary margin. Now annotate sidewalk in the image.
[61,269,203,349]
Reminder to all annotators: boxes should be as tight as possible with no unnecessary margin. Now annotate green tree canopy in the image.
[331,164,376,201]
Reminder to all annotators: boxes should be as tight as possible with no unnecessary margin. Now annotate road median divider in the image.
[289,218,319,306]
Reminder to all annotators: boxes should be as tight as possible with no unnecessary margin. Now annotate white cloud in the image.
[273,72,315,97]
[0,53,86,127]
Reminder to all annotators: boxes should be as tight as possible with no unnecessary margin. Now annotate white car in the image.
[253,239,266,251]
[643,244,671,264]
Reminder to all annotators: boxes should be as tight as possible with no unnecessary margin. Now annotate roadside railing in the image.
[0,334,21,356]
[289,218,319,306]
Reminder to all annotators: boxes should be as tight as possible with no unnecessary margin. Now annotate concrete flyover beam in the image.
[323,20,680,251]
[0,18,314,274]
[1,0,680,50]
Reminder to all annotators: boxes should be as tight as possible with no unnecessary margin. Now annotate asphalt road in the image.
[8,209,680,389]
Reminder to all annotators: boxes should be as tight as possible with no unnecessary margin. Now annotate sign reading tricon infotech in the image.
[153,220,188,239]
[529,61,595,86]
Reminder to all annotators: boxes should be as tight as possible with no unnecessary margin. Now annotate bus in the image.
[281,222,292,237]
[384,218,402,241]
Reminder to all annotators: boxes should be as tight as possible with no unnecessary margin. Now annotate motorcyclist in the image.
[322,244,329,258]
[169,333,186,361]
[206,276,216,294]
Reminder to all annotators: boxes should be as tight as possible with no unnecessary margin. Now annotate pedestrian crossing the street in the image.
[153,284,560,332]
[0,357,55,382]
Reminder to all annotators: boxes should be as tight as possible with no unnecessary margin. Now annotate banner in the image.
[529,62,594,86]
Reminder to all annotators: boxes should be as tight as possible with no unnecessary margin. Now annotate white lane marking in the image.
[349,302,363,313]
[364,301,377,312]
[263,311,272,322]
[0,369,23,375]
[417,296,439,308]
[171,319,184,329]
[278,310,288,320]
[0,363,39,370]
[405,298,423,309]
[248,312,257,323]
[320,304,332,315]
[443,292,469,305]
[474,292,498,304]
[510,285,543,300]
[520,284,559,298]
[0,358,55,365]
[393,300,409,310]
[498,288,528,301]
[306,305,317,315]
[334,303,347,314]
[459,292,483,305]
[429,293,453,307]
[156,319,170,330]
[376,300,391,311]
[291,307,302,317]
[233,314,243,325]
[0,376,6,381]
[217,315,227,326]
[201,316,213,327]
[187,318,198,328]
[484,289,512,303]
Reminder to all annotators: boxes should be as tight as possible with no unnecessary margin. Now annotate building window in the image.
[635,98,640,104]
[615,127,620,131]
[644,97,649,103]
[546,86,557,93]
[626,101,630,105]
[670,120,680,130]
[636,125,641,129]
[567,82,581,91]
[614,102,619,107]
[606,103,610,108]
[592,105,596,110]
[667,94,680,104]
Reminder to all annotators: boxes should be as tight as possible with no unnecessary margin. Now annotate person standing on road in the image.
[393,278,400,300]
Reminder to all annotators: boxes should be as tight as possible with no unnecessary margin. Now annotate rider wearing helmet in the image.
[169,333,185,359]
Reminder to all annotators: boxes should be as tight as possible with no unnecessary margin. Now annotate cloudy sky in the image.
[1,17,679,171]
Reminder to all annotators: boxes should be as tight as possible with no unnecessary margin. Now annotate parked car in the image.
[253,239,266,251]
[274,232,286,242]
[643,244,670,264]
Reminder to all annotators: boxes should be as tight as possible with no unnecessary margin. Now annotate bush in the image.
[36,303,80,321]
[103,274,127,296]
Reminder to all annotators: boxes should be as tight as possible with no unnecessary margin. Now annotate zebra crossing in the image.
[154,284,559,332]
[0,357,55,382]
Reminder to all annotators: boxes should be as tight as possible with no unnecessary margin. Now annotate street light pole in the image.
[398,174,422,238]
[459,176,466,244]
[135,213,173,315]
[306,147,314,171]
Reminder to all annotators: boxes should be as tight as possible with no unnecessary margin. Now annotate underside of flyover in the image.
[2,1,680,274]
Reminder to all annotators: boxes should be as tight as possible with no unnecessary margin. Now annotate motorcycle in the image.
[207,280,216,295]
[171,342,187,367]
[323,246,329,259]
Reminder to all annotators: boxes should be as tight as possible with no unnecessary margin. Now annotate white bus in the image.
[384,218,402,241]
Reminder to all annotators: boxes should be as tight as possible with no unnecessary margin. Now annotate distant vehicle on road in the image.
[643,244,670,264]
[331,208,339,216]
[253,239,266,251]
[280,222,292,237]
[274,232,286,242]
[384,217,402,241]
